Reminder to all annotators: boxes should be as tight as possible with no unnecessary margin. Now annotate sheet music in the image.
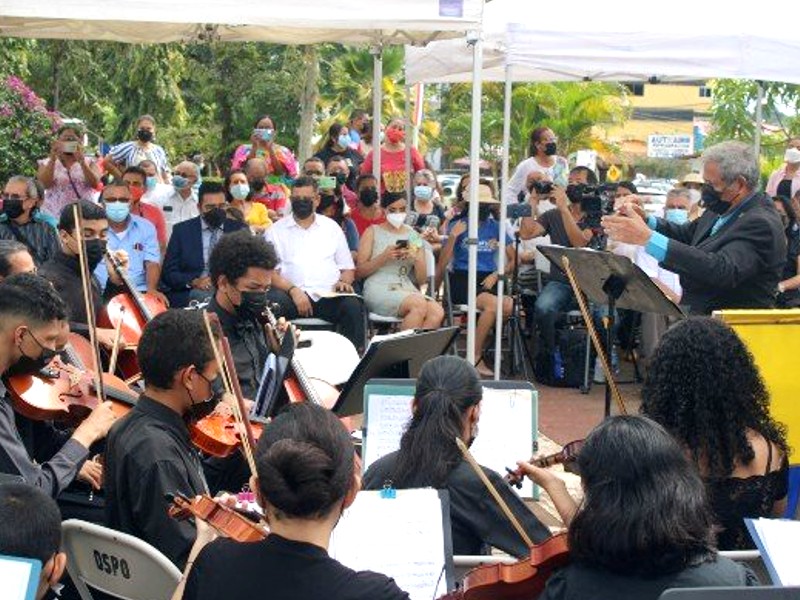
[329,489,449,600]
[364,386,536,497]
[747,518,800,585]
[0,555,39,600]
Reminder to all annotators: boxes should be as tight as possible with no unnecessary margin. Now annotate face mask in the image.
[414,185,433,201]
[478,205,493,221]
[136,129,154,143]
[385,128,404,144]
[105,202,130,223]
[2,197,24,220]
[386,212,406,229]
[292,198,315,220]
[129,186,145,202]
[250,178,266,193]
[230,183,250,201]
[172,175,190,191]
[10,331,58,376]
[334,173,348,187]
[84,239,107,271]
[784,148,800,164]
[337,135,350,148]
[236,290,268,319]
[687,189,701,205]
[700,183,731,215]
[186,374,223,422]
[544,142,558,156]
[665,208,689,225]
[145,176,157,191]
[203,207,226,229]
[359,188,378,207]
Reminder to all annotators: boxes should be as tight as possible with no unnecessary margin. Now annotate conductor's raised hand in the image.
[602,209,652,246]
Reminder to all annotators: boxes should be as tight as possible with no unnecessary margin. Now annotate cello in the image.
[98,250,166,382]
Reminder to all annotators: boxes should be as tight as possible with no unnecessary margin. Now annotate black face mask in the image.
[3,197,25,220]
[478,205,493,221]
[701,183,732,215]
[9,332,59,376]
[202,207,226,229]
[186,374,224,422]
[292,199,315,220]
[544,142,558,156]
[334,173,348,187]
[136,129,154,143]
[359,188,378,207]
[250,178,266,193]
[236,290,268,319]
[84,239,107,272]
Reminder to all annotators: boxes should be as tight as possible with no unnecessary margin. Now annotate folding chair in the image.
[61,519,181,600]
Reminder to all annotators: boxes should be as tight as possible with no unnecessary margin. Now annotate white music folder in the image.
[0,555,42,600]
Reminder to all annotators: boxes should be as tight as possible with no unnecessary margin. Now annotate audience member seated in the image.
[158,160,200,241]
[364,356,551,557]
[244,157,287,221]
[314,122,363,191]
[224,169,272,234]
[356,191,443,330]
[773,195,800,307]
[0,239,35,281]
[641,317,789,550]
[524,415,759,600]
[122,165,168,254]
[0,482,68,600]
[37,123,101,219]
[301,156,325,181]
[410,169,447,254]
[93,181,168,306]
[266,176,365,351]
[0,175,60,266]
[326,155,358,208]
[349,174,385,235]
[173,403,410,600]
[317,180,359,257]
[438,183,512,377]
[161,181,248,308]
[139,158,174,205]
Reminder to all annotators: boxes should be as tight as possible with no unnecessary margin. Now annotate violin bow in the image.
[201,311,257,477]
[107,306,125,375]
[561,256,627,416]
[455,437,534,549]
[72,204,107,403]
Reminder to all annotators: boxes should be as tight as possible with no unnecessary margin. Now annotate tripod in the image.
[502,232,537,380]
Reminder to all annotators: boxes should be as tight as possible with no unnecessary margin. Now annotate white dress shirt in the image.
[159,189,199,241]
[265,214,355,300]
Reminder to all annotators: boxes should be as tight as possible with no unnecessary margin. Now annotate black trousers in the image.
[267,288,366,352]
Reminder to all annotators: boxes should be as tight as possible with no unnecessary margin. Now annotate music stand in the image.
[333,327,460,417]
[254,324,295,419]
[537,246,684,417]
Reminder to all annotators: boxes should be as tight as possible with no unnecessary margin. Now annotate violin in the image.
[5,332,137,424]
[167,493,267,543]
[98,251,167,381]
[440,533,569,600]
[505,440,584,489]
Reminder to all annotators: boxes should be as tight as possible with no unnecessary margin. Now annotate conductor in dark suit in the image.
[161,181,248,307]
[603,141,786,314]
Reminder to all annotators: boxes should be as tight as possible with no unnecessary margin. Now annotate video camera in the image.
[566,183,617,229]
[529,180,554,196]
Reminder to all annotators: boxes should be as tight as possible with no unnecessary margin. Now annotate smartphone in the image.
[253,128,274,142]
[61,141,78,154]
[318,176,337,191]
[395,239,409,249]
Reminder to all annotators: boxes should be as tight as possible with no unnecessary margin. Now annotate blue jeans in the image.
[534,280,616,351]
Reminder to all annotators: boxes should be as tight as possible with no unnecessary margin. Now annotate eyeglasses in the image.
[103,197,130,203]
[1,194,25,202]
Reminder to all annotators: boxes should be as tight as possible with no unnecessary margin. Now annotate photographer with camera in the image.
[504,126,569,206]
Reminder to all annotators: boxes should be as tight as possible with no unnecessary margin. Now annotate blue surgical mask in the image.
[337,135,351,148]
[230,183,250,201]
[105,202,131,223]
[414,185,433,201]
[665,208,689,224]
[145,176,157,191]
[173,175,190,190]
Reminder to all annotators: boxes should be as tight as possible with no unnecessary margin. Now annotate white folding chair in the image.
[61,519,181,600]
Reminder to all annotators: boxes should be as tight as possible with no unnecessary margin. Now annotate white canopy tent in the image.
[406,0,800,378]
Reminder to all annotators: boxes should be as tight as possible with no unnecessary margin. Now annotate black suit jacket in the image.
[160,216,248,307]
[655,192,786,314]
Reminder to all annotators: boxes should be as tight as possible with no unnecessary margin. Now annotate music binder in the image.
[0,554,42,600]
[745,517,800,586]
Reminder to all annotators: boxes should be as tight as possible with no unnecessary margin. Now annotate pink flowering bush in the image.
[0,76,61,183]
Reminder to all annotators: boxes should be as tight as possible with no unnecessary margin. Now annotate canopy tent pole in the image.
[465,29,483,365]
[754,80,764,158]
[493,64,513,379]
[405,80,413,202]
[371,45,384,181]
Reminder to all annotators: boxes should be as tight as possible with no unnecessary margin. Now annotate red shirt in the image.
[360,146,425,193]
[132,201,167,248]
[350,207,386,236]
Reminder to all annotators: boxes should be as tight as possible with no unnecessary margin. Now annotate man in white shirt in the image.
[156,161,200,241]
[265,176,365,351]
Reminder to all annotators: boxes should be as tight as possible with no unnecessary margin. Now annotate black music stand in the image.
[333,327,460,418]
[537,246,685,417]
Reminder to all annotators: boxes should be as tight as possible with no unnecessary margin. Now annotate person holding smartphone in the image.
[37,124,101,218]
[230,114,298,182]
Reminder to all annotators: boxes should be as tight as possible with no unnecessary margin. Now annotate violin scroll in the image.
[505,440,584,489]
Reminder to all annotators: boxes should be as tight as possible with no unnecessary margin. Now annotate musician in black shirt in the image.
[363,355,552,557]
[104,309,225,568]
[175,402,409,600]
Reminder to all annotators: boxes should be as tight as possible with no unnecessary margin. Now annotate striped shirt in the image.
[109,140,170,174]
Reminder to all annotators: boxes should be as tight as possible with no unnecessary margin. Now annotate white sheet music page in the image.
[751,517,800,585]
[363,395,413,470]
[466,387,535,497]
[0,555,37,600]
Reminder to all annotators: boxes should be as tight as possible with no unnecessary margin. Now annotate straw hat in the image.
[679,172,704,187]
[477,184,500,204]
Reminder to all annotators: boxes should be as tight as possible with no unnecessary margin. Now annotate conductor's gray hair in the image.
[702,141,760,190]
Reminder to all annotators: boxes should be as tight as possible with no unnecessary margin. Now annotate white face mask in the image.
[784,148,800,164]
[687,189,702,204]
[386,212,406,229]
